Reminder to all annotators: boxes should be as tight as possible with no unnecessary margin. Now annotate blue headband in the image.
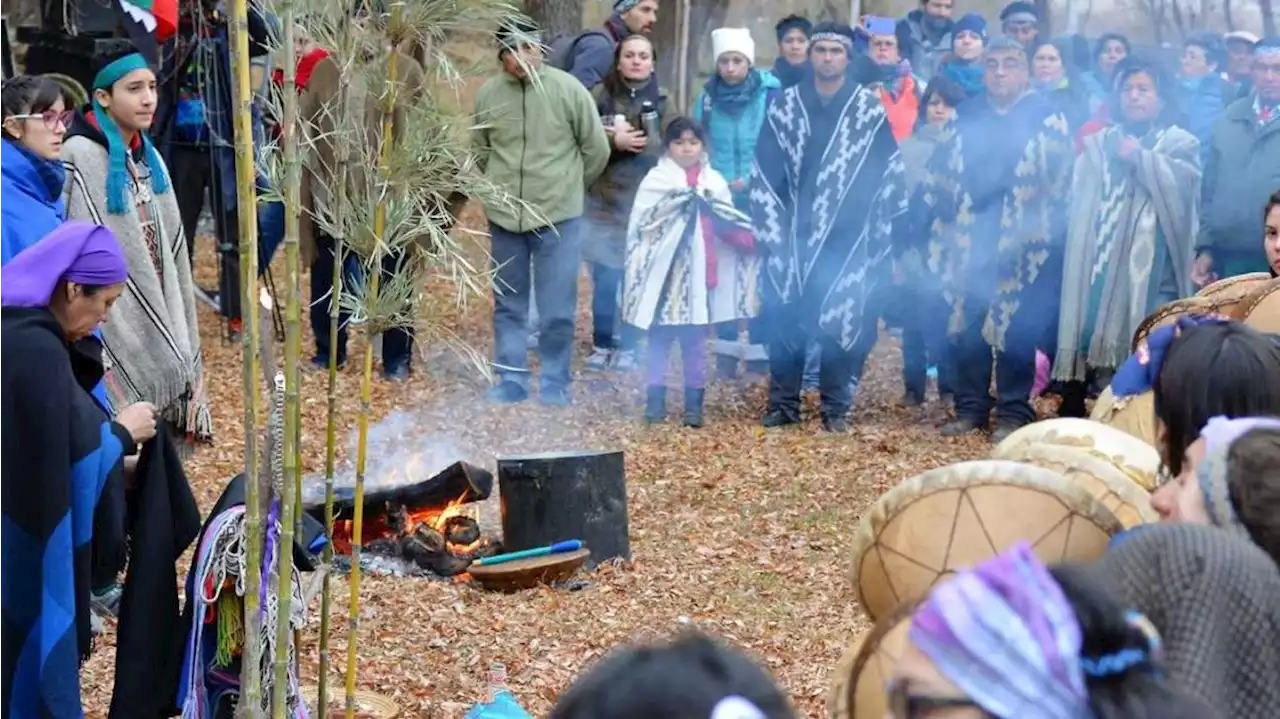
[92,53,169,214]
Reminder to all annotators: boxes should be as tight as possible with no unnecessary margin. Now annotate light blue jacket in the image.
[692,69,782,209]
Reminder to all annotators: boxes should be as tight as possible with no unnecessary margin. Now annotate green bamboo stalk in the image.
[346,6,403,717]
[318,25,357,719]
[226,0,264,711]
[272,0,303,712]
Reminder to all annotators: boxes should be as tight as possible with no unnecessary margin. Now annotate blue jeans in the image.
[490,218,584,390]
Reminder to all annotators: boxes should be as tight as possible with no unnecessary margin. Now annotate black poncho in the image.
[2,307,130,717]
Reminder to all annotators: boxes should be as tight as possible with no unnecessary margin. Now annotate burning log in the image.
[443,515,481,546]
[497,450,630,568]
[305,460,494,518]
[400,524,472,576]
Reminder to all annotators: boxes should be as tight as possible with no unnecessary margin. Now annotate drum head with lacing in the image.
[849,460,1123,623]
[990,417,1161,491]
[827,602,915,719]
[1236,279,1280,334]
[991,443,1158,528]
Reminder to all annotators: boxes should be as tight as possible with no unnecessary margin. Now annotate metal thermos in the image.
[639,101,659,138]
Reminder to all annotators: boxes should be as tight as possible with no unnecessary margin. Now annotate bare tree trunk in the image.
[1223,0,1235,30]
[1170,0,1188,41]
[526,0,584,39]
[653,0,728,111]
[1263,0,1277,37]
[1034,0,1053,35]
[1079,0,1095,33]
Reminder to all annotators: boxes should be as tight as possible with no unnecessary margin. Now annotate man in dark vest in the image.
[559,0,658,90]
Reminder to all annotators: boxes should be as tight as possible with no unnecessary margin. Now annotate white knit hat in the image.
[712,27,755,65]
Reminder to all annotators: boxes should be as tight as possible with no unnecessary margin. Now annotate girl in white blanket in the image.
[621,117,760,427]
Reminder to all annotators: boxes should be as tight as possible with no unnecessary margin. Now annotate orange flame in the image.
[331,493,480,555]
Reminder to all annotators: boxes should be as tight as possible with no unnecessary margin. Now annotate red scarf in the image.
[684,164,755,290]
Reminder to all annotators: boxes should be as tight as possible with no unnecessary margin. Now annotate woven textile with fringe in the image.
[920,95,1073,352]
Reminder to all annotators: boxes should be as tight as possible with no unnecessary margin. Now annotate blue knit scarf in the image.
[91,53,170,215]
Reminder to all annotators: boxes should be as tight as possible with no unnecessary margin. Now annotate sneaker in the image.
[612,349,639,371]
[762,407,800,428]
[940,419,985,437]
[901,390,925,408]
[310,355,347,371]
[990,422,1024,445]
[585,346,613,370]
[821,415,849,433]
[91,584,123,618]
[539,385,572,407]
[383,364,411,382]
[486,381,529,404]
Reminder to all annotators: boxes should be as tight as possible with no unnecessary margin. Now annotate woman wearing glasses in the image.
[1,74,71,264]
[883,543,1215,718]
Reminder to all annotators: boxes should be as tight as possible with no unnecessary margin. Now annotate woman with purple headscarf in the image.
[1,221,157,717]
[887,544,1210,718]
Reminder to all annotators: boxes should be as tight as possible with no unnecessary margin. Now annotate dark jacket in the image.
[1198,96,1280,258]
[584,77,669,268]
[565,14,629,90]
[900,9,953,81]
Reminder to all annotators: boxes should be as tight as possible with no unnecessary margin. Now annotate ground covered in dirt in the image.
[79,211,1004,717]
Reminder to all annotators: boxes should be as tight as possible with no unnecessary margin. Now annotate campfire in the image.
[309,460,499,577]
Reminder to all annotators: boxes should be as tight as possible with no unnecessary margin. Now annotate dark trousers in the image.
[767,303,879,419]
[901,285,953,397]
[490,218,583,390]
[589,262,637,350]
[951,294,1043,428]
[309,229,414,371]
[171,144,284,321]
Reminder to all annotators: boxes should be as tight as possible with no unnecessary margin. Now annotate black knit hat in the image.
[495,16,540,54]
[999,1,1039,21]
[775,14,812,43]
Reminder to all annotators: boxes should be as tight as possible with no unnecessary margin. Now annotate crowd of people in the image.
[476,0,1280,441]
[3,0,1280,715]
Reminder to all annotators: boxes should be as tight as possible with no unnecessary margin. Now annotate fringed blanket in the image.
[749,80,907,352]
[622,156,759,330]
[921,95,1073,351]
[1053,126,1200,380]
[62,134,212,447]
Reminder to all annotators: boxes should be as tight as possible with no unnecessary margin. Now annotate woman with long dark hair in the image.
[583,34,670,372]
[1054,58,1201,417]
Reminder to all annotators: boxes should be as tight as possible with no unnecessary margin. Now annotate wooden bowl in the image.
[849,460,1122,623]
[468,548,590,592]
[302,686,400,718]
[1236,278,1280,334]
[827,603,915,719]
[990,417,1161,491]
[993,444,1158,528]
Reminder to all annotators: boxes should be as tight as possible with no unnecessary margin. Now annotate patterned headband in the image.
[1002,11,1038,24]
[810,31,854,53]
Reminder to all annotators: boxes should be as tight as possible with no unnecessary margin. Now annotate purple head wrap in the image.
[0,221,127,308]
[909,544,1092,718]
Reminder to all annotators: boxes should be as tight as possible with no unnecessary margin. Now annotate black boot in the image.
[644,385,667,423]
[683,387,705,428]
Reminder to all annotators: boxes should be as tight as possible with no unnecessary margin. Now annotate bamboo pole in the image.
[346,5,402,716]
[272,0,303,712]
[318,19,357,719]
[227,0,265,711]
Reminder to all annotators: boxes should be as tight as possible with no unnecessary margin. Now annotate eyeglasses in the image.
[886,679,987,718]
[9,109,73,131]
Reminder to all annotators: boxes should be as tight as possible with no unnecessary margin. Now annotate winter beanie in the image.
[775,14,812,43]
[999,1,1039,23]
[712,28,756,65]
[613,0,641,13]
[953,13,988,42]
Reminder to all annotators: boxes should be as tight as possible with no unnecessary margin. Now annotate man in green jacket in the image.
[475,18,611,406]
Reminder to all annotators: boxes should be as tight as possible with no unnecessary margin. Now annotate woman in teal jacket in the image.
[694,28,779,378]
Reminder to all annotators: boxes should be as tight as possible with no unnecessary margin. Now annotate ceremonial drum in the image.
[1132,296,1233,351]
[990,417,1161,491]
[1236,279,1280,334]
[827,605,914,719]
[1196,272,1273,302]
[849,460,1123,623]
[1090,387,1159,451]
[990,443,1158,527]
